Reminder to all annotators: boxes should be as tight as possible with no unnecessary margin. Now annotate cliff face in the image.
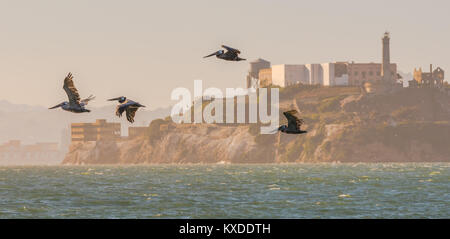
[63,86,450,164]
[63,125,273,164]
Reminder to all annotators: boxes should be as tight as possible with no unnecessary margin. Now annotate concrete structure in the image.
[71,119,121,142]
[246,58,271,88]
[258,68,272,87]
[0,140,63,165]
[410,64,445,88]
[261,61,398,87]
[267,63,342,87]
[254,32,402,88]
[347,62,397,86]
[321,63,335,86]
[271,64,308,87]
[128,126,147,138]
[334,75,349,85]
[305,64,322,85]
[334,62,349,85]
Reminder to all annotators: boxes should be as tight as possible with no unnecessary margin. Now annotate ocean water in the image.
[0,163,448,218]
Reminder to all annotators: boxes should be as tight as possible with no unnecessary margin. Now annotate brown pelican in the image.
[203,45,246,61]
[108,96,145,123]
[49,72,95,113]
[277,110,307,134]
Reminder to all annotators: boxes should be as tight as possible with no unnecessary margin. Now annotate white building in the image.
[334,74,349,86]
[321,63,335,86]
[305,64,323,85]
[270,63,345,87]
[271,64,308,87]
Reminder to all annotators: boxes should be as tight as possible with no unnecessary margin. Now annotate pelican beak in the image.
[49,103,63,109]
[107,97,121,101]
[203,51,219,58]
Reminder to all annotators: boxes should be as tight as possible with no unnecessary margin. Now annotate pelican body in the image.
[49,72,94,113]
[278,110,307,134]
[108,96,145,123]
[50,101,90,113]
[204,45,246,61]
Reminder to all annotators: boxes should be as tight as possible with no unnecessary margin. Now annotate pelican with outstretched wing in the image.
[49,72,95,113]
[203,45,246,61]
[277,110,307,134]
[108,96,146,123]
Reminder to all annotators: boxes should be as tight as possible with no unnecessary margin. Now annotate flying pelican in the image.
[108,96,146,123]
[203,45,246,61]
[277,110,307,134]
[49,72,95,113]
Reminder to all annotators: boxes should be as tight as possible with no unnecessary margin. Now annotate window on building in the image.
[369,71,373,76]
[354,71,358,76]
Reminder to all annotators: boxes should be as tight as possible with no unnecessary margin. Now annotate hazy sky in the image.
[1,0,449,109]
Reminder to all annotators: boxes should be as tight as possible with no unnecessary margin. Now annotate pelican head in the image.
[108,96,127,103]
[203,50,223,58]
[278,125,287,132]
[49,102,68,109]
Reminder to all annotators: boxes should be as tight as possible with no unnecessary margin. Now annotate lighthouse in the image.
[381,32,392,82]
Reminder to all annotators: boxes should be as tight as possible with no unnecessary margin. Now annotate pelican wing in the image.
[63,73,81,106]
[81,95,95,105]
[116,104,126,117]
[283,110,304,131]
[222,45,241,54]
[126,106,139,123]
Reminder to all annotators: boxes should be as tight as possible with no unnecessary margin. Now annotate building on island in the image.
[334,62,350,86]
[271,64,309,87]
[262,61,397,87]
[250,32,400,88]
[346,62,397,86]
[71,119,121,142]
[246,58,271,88]
[258,68,272,87]
[409,64,445,88]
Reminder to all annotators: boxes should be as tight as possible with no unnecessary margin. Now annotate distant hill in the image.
[0,100,47,112]
[0,100,172,145]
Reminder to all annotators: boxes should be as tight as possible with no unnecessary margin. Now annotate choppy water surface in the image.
[0,163,449,218]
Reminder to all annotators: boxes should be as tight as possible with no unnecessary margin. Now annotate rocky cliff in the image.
[63,86,450,164]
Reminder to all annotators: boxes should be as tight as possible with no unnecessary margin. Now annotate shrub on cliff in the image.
[147,118,166,142]
[279,84,321,100]
[297,124,326,161]
[302,113,320,124]
[318,95,346,113]
[391,106,419,121]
